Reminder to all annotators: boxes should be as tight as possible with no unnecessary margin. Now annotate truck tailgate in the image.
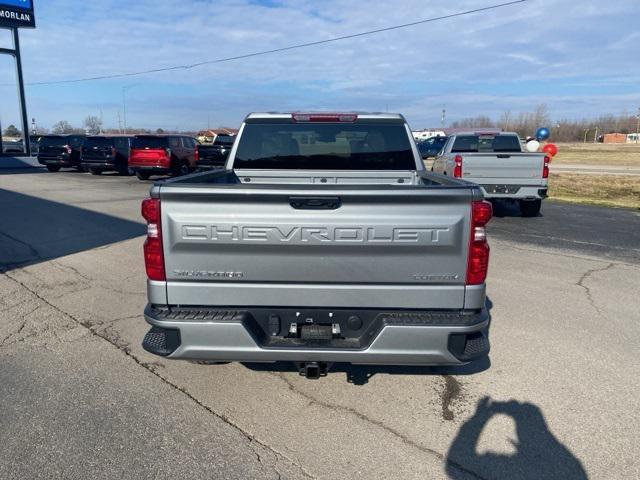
[159,186,473,309]
[461,153,544,180]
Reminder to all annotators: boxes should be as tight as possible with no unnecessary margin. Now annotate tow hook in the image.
[295,361,332,379]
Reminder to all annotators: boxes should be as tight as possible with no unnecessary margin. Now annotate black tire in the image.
[46,165,61,172]
[173,162,191,177]
[136,171,151,181]
[89,168,102,175]
[520,199,542,217]
[118,164,134,176]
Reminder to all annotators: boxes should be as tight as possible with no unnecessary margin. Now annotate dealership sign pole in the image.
[0,0,35,156]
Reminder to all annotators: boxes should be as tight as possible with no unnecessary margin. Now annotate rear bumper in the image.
[142,305,490,366]
[131,166,171,174]
[196,161,226,170]
[480,185,547,200]
[81,159,118,169]
[38,155,76,166]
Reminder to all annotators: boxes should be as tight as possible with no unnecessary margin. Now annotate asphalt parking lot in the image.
[1,165,639,480]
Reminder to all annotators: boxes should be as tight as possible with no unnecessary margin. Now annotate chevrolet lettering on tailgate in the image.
[180,225,453,245]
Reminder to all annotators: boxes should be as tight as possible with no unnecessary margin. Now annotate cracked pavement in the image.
[1,170,639,479]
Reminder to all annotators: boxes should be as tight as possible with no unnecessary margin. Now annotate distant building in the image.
[603,133,627,144]
[197,128,239,144]
[412,127,503,141]
[626,133,640,143]
[412,129,446,141]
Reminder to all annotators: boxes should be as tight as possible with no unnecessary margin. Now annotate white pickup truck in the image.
[432,132,549,216]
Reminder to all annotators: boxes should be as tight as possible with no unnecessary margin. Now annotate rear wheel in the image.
[89,168,102,175]
[118,164,134,176]
[173,162,191,177]
[520,199,542,217]
[136,171,151,181]
[46,165,60,172]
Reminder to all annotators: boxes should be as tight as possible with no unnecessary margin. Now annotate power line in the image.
[26,0,526,86]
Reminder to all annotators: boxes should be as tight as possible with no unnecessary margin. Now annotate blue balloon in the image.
[536,127,550,141]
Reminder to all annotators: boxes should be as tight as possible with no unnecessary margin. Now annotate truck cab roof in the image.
[244,112,407,124]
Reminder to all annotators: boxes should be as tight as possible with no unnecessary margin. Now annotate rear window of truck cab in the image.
[214,135,235,146]
[234,123,415,170]
[41,136,83,147]
[132,136,168,149]
[84,137,114,148]
[452,135,521,153]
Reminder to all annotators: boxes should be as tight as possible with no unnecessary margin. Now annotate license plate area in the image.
[483,184,521,194]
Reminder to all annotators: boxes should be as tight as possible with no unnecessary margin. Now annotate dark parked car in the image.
[196,134,235,169]
[37,135,86,172]
[129,135,198,180]
[417,135,448,159]
[81,135,134,175]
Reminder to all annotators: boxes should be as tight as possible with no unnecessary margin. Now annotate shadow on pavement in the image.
[0,188,146,271]
[490,199,543,218]
[245,356,490,385]
[0,156,44,173]
[445,397,587,480]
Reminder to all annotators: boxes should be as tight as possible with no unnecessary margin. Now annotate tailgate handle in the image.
[289,196,341,210]
[496,154,511,158]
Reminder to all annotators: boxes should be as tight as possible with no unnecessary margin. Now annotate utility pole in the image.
[441,105,446,129]
[594,126,599,143]
[636,107,639,143]
[117,111,122,134]
[0,28,31,155]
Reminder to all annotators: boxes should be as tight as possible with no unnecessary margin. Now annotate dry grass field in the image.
[548,173,640,209]
[553,142,640,166]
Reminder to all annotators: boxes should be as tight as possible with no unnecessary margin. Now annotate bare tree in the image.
[83,115,103,135]
[51,120,75,134]
[3,124,21,137]
[499,111,512,131]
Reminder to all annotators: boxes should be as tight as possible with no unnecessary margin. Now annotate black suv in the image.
[81,136,134,175]
[37,135,86,172]
[196,134,235,169]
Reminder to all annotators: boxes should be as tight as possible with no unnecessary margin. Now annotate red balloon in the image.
[542,143,558,157]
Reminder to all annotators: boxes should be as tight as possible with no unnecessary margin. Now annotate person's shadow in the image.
[446,397,587,479]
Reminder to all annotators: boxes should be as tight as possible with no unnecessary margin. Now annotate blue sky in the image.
[1,0,639,132]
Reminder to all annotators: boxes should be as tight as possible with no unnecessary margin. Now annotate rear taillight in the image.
[194,148,199,163]
[142,198,165,281]
[453,155,463,178]
[542,155,550,179]
[466,200,492,285]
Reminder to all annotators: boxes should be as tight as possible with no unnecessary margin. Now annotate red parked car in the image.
[129,135,199,180]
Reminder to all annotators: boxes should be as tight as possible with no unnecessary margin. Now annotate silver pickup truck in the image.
[140,112,493,378]
[432,132,549,216]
